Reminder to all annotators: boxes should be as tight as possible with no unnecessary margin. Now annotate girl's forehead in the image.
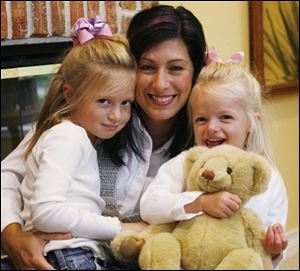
[191,92,243,110]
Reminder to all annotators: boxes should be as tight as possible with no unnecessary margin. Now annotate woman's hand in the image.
[263,223,288,259]
[1,223,72,270]
[184,191,241,218]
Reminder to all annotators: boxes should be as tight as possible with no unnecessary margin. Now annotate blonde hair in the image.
[188,62,275,164]
[25,35,136,159]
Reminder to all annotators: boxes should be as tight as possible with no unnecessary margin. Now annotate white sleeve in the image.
[246,167,288,230]
[29,125,121,240]
[267,168,288,229]
[245,166,288,269]
[267,168,288,270]
[140,152,204,225]
[1,129,33,233]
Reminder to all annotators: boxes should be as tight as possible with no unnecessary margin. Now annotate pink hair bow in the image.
[70,16,112,46]
[205,48,244,65]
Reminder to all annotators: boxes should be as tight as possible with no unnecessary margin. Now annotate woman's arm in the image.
[2,223,71,270]
[1,130,33,232]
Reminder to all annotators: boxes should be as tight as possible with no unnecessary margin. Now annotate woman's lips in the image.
[149,94,176,105]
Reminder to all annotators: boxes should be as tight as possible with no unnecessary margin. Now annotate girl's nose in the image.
[108,107,121,122]
[207,119,221,133]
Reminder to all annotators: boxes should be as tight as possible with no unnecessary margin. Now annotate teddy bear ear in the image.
[184,146,208,177]
[250,153,272,196]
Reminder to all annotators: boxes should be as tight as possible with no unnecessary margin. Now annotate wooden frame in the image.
[249,1,298,95]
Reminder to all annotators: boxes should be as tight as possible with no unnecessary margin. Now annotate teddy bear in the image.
[111,144,273,270]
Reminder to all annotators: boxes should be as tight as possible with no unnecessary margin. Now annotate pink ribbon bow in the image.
[70,16,113,46]
[205,48,244,65]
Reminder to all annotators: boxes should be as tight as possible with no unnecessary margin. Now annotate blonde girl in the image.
[5,18,143,270]
[140,60,288,266]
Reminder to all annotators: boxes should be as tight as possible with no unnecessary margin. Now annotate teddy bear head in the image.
[184,144,271,205]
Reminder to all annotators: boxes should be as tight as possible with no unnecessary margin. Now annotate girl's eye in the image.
[97,99,110,105]
[122,100,132,107]
[221,115,233,120]
[195,117,206,124]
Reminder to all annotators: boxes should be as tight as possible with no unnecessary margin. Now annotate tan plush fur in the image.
[111,145,273,270]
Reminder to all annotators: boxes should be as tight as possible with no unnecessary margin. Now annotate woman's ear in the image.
[62,84,74,102]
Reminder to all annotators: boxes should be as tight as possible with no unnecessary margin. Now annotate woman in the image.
[1,5,207,270]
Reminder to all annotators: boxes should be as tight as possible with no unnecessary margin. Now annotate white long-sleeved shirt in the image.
[140,150,288,229]
[1,115,165,233]
[19,121,122,254]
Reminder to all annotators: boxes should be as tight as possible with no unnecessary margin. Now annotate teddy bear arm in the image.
[241,209,273,269]
[111,222,177,264]
[111,231,143,263]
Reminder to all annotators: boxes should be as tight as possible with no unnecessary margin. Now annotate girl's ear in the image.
[62,84,74,102]
[254,112,261,121]
[248,112,261,133]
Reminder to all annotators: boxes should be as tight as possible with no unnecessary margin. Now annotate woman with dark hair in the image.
[1,5,207,270]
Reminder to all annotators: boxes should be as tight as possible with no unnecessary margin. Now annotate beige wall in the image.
[161,1,299,231]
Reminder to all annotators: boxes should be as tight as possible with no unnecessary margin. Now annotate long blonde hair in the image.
[25,35,136,159]
[188,62,275,164]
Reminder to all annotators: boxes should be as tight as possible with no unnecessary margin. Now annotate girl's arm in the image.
[140,151,241,224]
[140,152,203,224]
[28,124,121,240]
[246,167,288,267]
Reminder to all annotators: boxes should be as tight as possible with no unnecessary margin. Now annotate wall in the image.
[162,1,299,232]
[1,1,158,41]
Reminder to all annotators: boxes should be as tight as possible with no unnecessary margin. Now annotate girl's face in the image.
[70,74,135,145]
[135,39,193,123]
[191,92,251,149]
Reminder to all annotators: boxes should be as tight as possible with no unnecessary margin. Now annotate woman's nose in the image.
[152,69,170,91]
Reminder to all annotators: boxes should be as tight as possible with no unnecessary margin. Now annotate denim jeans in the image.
[1,246,140,270]
[1,256,16,270]
[46,248,99,270]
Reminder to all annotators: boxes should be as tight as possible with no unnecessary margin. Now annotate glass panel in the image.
[1,66,56,160]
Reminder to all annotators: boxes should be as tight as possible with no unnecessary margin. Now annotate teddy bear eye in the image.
[227,167,232,174]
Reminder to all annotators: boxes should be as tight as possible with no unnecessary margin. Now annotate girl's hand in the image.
[121,221,149,232]
[263,223,288,259]
[184,191,241,218]
[1,223,72,270]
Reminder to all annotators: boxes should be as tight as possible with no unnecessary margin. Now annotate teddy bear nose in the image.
[202,170,215,180]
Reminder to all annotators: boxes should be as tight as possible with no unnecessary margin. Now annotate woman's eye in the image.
[139,65,155,71]
[170,66,184,72]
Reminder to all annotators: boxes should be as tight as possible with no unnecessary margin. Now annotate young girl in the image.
[140,56,288,266]
[4,18,144,270]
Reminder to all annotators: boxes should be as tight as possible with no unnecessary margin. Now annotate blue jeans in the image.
[1,256,16,270]
[46,248,98,270]
[1,246,140,270]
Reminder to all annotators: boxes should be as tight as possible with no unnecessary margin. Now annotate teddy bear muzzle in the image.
[201,170,215,180]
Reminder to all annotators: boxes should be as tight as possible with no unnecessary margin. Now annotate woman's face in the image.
[135,39,193,123]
